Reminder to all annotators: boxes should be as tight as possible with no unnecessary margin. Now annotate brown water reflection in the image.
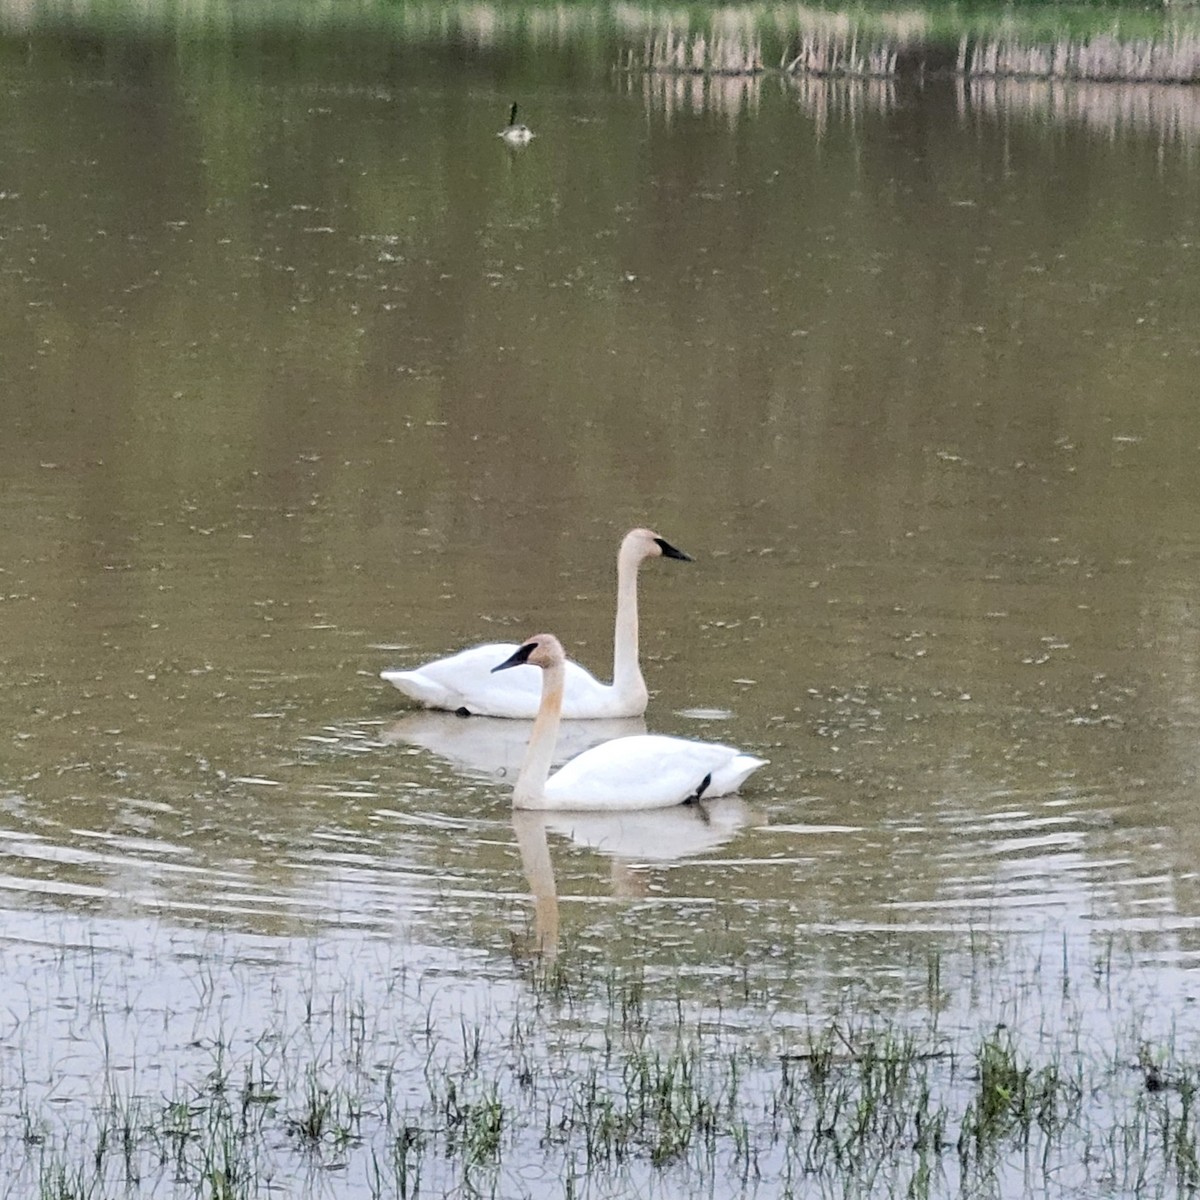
[1,14,1200,1120]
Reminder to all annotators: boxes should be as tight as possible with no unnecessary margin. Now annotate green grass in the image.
[4,925,1198,1199]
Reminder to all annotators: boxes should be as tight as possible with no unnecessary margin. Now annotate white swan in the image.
[380,528,690,719]
[498,102,534,145]
[493,633,767,811]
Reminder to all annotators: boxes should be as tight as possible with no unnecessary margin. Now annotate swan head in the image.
[492,634,564,673]
[622,527,693,564]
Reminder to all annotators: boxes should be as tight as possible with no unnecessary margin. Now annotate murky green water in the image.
[3,5,1200,1196]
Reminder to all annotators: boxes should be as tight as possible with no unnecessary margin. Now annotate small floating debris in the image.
[231,776,283,787]
[677,707,734,721]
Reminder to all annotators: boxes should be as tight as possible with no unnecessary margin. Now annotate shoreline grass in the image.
[5,0,1200,87]
[632,23,1200,83]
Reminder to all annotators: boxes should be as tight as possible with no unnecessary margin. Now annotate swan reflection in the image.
[382,712,646,780]
[513,798,755,956]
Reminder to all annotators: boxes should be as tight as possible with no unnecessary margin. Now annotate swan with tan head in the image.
[381,528,691,719]
[492,633,767,811]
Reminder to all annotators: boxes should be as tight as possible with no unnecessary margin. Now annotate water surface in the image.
[2,9,1200,1196]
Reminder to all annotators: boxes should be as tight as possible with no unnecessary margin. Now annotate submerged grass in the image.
[4,930,1198,1200]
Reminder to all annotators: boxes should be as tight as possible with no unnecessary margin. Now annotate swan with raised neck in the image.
[380,528,691,719]
[499,102,534,145]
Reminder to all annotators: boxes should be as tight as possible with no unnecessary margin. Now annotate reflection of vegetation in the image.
[623,61,765,121]
[960,75,1200,141]
[784,69,1200,144]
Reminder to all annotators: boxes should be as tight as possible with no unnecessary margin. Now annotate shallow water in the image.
[2,6,1200,1196]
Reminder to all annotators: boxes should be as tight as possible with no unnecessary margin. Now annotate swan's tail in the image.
[707,755,769,797]
[381,669,451,708]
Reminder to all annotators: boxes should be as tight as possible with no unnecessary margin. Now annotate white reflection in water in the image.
[785,70,1200,147]
[629,67,764,124]
[513,797,755,955]
[382,712,647,779]
[960,76,1200,147]
[786,73,897,137]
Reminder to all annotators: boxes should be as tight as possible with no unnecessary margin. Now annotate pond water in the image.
[3,6,1200,1197]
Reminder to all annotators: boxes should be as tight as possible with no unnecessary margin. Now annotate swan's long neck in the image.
[513,661,564,806]
[612,543,647,700]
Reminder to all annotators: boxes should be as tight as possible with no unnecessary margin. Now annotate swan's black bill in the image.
[655,537,693,562]
[492,641,537,673]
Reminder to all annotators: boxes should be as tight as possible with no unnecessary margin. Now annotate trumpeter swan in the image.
[498,102,534,145]
[492,633,767,811]
[380,528,690,719]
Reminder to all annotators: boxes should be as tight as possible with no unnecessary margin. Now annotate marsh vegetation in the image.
[8,926,1199,1199]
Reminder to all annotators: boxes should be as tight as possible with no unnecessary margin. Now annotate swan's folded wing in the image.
[382,643,614,718]
[543,735,752,811]
[382,643,540,716]
[707,754,769,797]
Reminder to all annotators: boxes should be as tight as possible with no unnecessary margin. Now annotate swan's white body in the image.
[499,102,534,144]
[538,735,763,811]
[495,634,767,812]
[381,528,689,719]
[382,643,628,719]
